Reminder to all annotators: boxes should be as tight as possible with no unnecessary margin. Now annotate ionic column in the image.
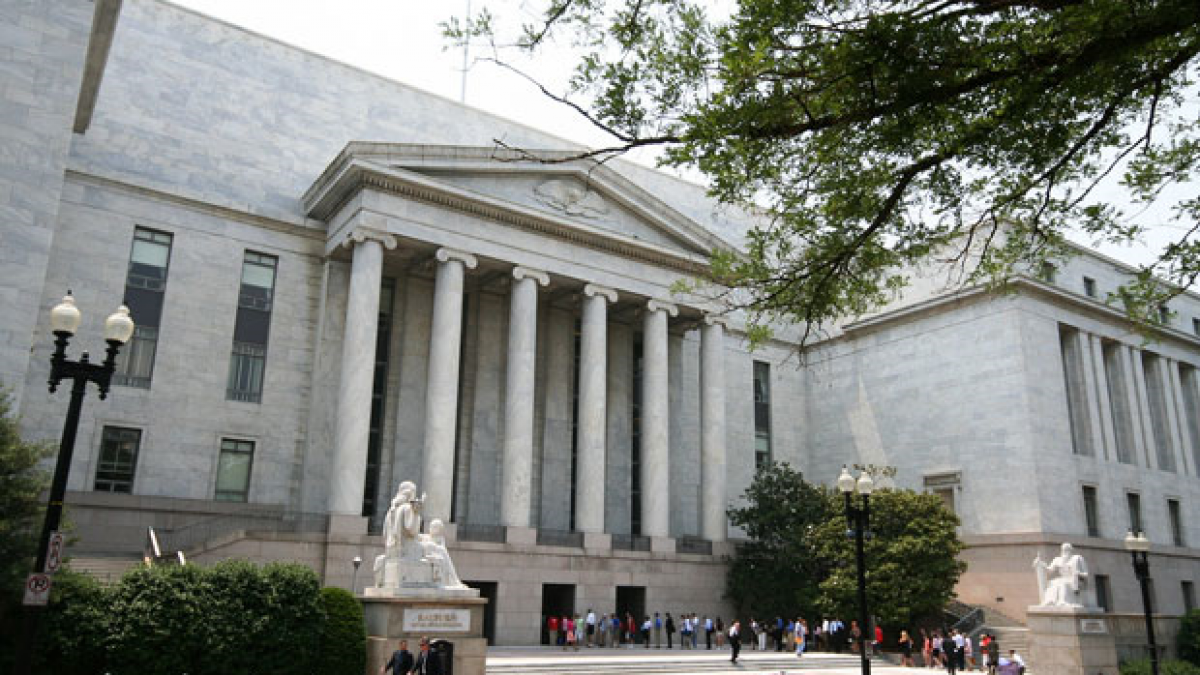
[501,266,549,528]
[641,299,678,539]
[1076,330,1105,458]
[1122,345,1149,467]
[1090,335,1117,461]
[423,248,477,523]
[1160,358,1184,473]
[330,228,397,515]
[575,284,617,533]
[700,314,728,542]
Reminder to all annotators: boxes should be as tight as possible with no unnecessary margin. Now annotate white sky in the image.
[171,0,1190,270]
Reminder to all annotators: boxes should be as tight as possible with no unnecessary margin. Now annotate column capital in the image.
[513,266,550,286]
[703,313,729,327]
[342,226,397,250]
[435,247,478,269]
[646,299,679,317]
[583,283,618,304]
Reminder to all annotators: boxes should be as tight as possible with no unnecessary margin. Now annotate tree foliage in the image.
[317,586,367,675]
[0,386,53,673]
[726,462,964,630]
[1181,608,1200,666]
[449,1,1200,345]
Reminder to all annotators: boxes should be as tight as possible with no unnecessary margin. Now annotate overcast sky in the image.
[171,0,1189,270]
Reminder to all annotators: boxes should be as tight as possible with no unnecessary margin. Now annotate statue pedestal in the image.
[1026,606,1118,675]
[364,591,488,675]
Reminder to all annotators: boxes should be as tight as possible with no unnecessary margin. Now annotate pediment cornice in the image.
[304,144,737,276]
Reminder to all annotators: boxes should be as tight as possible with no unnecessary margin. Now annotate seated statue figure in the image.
[382,480,424,561]
[1033,542,1090,607]
[418,518,467,589]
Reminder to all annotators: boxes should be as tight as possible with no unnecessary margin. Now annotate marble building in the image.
[1,0,1196,647]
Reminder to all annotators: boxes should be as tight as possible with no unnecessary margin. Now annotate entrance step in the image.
[486,649,885,674]
[68,555,142,585]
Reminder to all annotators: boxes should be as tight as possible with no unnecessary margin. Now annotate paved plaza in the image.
[484,647,951,674]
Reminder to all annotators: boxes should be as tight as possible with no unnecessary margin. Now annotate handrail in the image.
[164,510,330,554]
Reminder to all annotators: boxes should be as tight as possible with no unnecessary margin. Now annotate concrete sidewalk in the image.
[484,646,940,674]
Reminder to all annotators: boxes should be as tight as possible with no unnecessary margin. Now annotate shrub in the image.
[1121,658,1200,675]
[1181,609,1200,666]
[39,567,112,675]
[317,586,366,675]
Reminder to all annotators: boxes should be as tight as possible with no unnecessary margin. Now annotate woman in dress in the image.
[898,629,915,667]
[564,615,574,651]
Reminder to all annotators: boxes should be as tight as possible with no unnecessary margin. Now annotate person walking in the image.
[546,615,559,648]
[586,608,596,647]
[715,616,725,649]
[921,628,932,667]
[654,612,663,648]
[704,615,714,649]
[681,614,691,650]
[945,636,960,675]
[729,621,742,663]
[964,632,975,671]
[691,614,700,649]
[611,613,621,647]
[641,616,652,648]
[379,639,413,675]
[898,629,915,667]
[795,618,808,657]
[575,614,585,650]
[565,616,576,651]
[411,637,443,675]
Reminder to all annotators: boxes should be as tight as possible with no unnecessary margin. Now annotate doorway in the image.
[616,585,646,635]
[541,583,576,645]
[465,581,497,645]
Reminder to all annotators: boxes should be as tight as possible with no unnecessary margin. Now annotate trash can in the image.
[430,639,453,675]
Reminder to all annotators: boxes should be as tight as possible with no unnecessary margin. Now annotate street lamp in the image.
[1124,530,1159,675]
[352,555,363,595]
[13,292,134,675]
[838,465,874,675]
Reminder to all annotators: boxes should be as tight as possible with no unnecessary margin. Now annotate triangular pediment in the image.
[303,143,739,266]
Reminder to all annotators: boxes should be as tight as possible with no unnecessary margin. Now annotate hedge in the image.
[1181,609,1200,666]
[317,586,367,675]
[1121,659,1200,675]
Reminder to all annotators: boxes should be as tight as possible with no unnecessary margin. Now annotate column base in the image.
[328,514,368,535]
[583,532,612,551]
[505,526,537,546]
[650,537,675,554]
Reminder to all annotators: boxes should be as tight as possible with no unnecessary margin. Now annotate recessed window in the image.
[1083,486,1100,537]
[1193,317,1200,337]
[1095,574,1112,613]
[753,361,772,470]
[1083,277,1097,298]
[215,438,254,502]
[1184,581,1196,613]
[226,251,277,403]
[115,227,173,388]
[95,426,141,493]
[1127,492,1143,534]
[1158,305,1171,324]
[1169,499,1184,547]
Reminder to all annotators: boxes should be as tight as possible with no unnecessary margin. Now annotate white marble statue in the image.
[371,480,470,594]
[1033,542,1090,608]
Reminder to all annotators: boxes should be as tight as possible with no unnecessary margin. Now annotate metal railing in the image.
[611,534,651,551]
[536,529,584,548]
[456,523,506,543]
[165,510,329,553]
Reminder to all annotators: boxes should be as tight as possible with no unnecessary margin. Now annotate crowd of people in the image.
[541,612,1026,673]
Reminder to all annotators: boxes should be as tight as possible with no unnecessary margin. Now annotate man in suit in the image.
[729,621,742,663]
[379,639,413,675]
[411,636,442,675]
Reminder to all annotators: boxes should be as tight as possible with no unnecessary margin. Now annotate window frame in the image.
[1082,485,1100,538]
[214,437,255,502]
[94,425,143,494]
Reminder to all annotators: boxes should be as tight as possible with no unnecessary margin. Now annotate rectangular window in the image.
[1142,354,1176,472]
[753,361,772,470]
[1095,574,1112,613]
[115,227,173,388]
[1127,492,1143,534]
[1060,326,1093,456]
[215,438,254,502]
[226,252,277,403]
[1184,581,1196,613]
[95,426,141,493]
[1039,261,1057,283]
[1083,486,1100,538]
[1169,499,1184,547]
[1083,277,1097,298]
[1193,318,1200,337]
[1159,305,1171,325]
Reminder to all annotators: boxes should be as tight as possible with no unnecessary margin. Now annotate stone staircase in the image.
[485,650,878,674]
[68,555,143,585]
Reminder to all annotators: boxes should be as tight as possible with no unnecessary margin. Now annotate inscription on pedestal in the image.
[403,608,471,632]
[1080,618,1108,634]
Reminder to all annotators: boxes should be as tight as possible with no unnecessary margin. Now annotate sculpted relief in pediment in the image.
[532,178,610,220]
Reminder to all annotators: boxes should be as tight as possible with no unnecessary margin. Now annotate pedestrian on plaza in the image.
[795,618,807,657]
[729,621,742,663]
[564,615,575,651]
[611,613,621,647]
[665,612,676,649]
[1008,649,1026,675]
[379,638,413,675]
[642,616,652,647]
[964,632,976,671]
[775,616,785,652]
[945,636,960,675]
[715,617,725,649]
[411,636,443,675]
[546,615,559,648]
[586,608,596,647]
[599,613,609,647]
[749,618,758,650]
[704,615,714,649]
[681,614,692,649]
[850,620,862,653]
[691,614,700,649]
[921,628,932,667]
[625,612,636,646]
[654,612,663,648]
[932,631,943,667]
[873,623,883,656]
[898,629,915,667]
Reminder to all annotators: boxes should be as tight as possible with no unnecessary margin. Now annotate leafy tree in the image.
[317,587,367,675]
[726,462,964,632]
[1180,608,1200,666]
[0,385,53,673]
[726,462,833,620]
[39,568,112,675]
[449,1,1200,344]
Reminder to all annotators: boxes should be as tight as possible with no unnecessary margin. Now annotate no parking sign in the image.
[23,573,52,606]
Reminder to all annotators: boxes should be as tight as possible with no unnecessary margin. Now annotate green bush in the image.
[39,567,112,675]
[1121,658,1200,675]
[1181,608,1200,666]
[41,560,325,675]
[317,586,366,675]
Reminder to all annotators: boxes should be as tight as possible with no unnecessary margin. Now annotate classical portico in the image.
[304,144,736,545]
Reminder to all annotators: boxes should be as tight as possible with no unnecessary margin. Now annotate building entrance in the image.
[541,583,576,645]
[616,585,646,639]
[465,581,497,644]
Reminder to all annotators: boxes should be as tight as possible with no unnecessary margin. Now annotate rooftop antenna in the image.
[459,0,471,103]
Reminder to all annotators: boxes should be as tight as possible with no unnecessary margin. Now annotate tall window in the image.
[1142,354,1176,472]
[1082,485,1100,538]
[1184,581,1196,613]
[1060,326,1093,456]
[215,438,254,502]
[363,278,394,523]
[753,361,772,470]
[1038,261,1057,283]
[95,426,141,493]
[1095,575,1112,613]
[115,227,173,388]
[226,252,277,402]
[1103,341,1136,464]
[1083,277,1097,298]
[1127,492,1143,534]
[1169,499,1184,547]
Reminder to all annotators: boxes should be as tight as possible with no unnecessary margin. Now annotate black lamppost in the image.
[1124,530,1159,675]
[12,292,134,675]
[352,555,363,595]
[838,465,874,675]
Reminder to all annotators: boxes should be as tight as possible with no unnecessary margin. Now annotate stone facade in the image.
[1,0,1197,649]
